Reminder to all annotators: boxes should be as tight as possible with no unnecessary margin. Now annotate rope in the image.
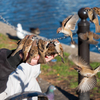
[0,15,77,41]
[0,15,100,52]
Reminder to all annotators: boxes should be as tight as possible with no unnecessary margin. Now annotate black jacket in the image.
[0,48,22,93]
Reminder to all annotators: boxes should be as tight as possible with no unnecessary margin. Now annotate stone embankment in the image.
[0,21,99,62]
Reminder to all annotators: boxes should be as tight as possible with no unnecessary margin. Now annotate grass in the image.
[41,52,78,88]
[40,53,100,99]
[41,52,100,98]
[41,52,100,85]
[0,33,17,49]
[0,33,100,99]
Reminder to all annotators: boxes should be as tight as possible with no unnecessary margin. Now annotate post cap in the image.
[78,8,88,19]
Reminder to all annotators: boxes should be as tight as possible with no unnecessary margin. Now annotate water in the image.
[0,0,100,53]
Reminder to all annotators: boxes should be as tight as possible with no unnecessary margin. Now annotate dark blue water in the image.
[0,0,100,53]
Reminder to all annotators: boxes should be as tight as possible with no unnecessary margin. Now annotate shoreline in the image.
[0,21,100,62]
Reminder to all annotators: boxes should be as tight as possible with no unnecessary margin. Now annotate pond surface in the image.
[0,0,100,53]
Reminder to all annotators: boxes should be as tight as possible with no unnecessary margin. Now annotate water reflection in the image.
[0,0,100,53]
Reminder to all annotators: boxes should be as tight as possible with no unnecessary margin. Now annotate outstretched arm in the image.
[26,54,57,66]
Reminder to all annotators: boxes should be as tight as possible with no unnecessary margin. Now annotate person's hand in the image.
[45,54,58,62]
[18,35,58,66]
[27,54,57,66]
[27,55,40,66]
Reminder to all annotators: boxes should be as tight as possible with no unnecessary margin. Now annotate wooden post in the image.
[77,8,90,100]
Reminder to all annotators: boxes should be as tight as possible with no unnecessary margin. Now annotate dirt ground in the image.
[39,74,100,100]
[39,61,100,100]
